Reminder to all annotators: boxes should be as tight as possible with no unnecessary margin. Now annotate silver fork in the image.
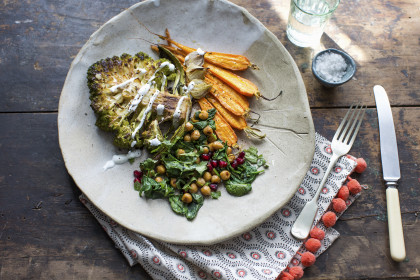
[291,104,366,240]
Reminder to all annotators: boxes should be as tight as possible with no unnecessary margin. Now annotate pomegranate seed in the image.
[219,160,227,168]
[208,151,214,158]
[210,160,218,168]
[207,163,213,172]
[133,170,143,178]
[134,177,141,183]
[201,153,211,161]
[236,157,245,165]
[238,151,246,159]
[231,160,238,169]
[209,184,218,191]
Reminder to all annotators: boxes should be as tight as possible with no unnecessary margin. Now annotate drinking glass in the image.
[286,0,340,47]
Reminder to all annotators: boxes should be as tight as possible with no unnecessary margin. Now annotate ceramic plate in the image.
[58,0,315,245]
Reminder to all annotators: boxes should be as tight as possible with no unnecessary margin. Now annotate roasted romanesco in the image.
[87,51,191,150]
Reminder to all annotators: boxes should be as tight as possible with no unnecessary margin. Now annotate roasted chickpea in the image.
[195,157,201,164]
[227,147,233,155]
[207,134,217,143]
[196,177,206,187]
[202,146,209,154]
[203,172,212,182]
[220,170,231,181]
[199,110,209,120]
[182,193,193,204]
[189,183,198,194]
[191,130,201,141]
[210,141,223,151]
[183,134,191,142]
[156,165,166,174]
[228,154,236,163]
[185,122,194,131]
[155,177,163,183]
[211,175,221,184]
[176,149,185,157]
[203,125,213,136]
[201,185,211,196]
[170,178,177,188]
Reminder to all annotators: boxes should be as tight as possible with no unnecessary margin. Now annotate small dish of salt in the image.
[312,48,356,87]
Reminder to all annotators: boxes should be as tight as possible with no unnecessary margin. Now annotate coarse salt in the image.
[315,52,348,83]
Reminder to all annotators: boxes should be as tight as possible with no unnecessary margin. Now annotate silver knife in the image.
[373,85,406,262]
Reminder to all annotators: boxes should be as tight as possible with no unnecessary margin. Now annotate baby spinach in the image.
[225,181,252,196]
[139,176,174,199]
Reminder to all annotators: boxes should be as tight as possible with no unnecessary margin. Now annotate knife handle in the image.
[386,187,406,262]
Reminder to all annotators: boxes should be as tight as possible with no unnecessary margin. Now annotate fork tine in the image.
[347,105,366,146]
[344,104,363,144]
[333,103,356,142]
[339,104,360,141]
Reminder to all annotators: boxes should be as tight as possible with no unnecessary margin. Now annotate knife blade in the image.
[373,85,406,262]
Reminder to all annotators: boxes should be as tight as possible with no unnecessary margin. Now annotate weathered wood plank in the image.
[0,108,418,279]
[0,113,151,279]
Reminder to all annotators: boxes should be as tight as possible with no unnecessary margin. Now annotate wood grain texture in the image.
[0,0,419,279]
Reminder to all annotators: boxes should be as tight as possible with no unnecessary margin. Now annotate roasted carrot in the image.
[159,33,254,71]
[205,74,249,113]
[205,63,260,98]
[198,98,237,146]
[205,77,246,116]
[205,52,251,71]
[206,96,247,130]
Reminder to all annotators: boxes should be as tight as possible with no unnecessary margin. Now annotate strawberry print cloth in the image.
[80,133,360,279]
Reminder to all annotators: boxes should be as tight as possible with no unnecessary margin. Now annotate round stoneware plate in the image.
[58,0,315,245]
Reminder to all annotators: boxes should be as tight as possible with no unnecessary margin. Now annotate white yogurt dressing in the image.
[128,82,152,113]
[185,81,195,94]
[149,137,162,146]
[196,48,205,56]
[156,104,165,116]
[103,150,142,170]
[173,95,188,126]
[131,89,161,139]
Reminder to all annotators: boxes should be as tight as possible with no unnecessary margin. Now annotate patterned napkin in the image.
[80,133,360,279]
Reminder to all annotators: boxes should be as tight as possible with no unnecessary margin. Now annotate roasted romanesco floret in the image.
[87,51,191,150]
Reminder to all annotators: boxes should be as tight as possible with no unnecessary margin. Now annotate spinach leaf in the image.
[140,158,158,172]
[191,193,204,204]
[244,146,268,167]
[211,191,221,199]
[225,181,252,196]
[139,176,174,199]
[169,195,187,215]
[134,181,141,191]
[207,108,216,119]
[185,193,204,220]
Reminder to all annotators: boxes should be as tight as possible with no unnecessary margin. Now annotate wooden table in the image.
[1,0,419,279]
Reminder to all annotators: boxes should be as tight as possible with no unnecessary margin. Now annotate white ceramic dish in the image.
[58,0,315,245]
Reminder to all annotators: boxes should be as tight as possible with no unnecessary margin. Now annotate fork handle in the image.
[291,199,318,239]
[314,154,339,201]
[291,154,339,240]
